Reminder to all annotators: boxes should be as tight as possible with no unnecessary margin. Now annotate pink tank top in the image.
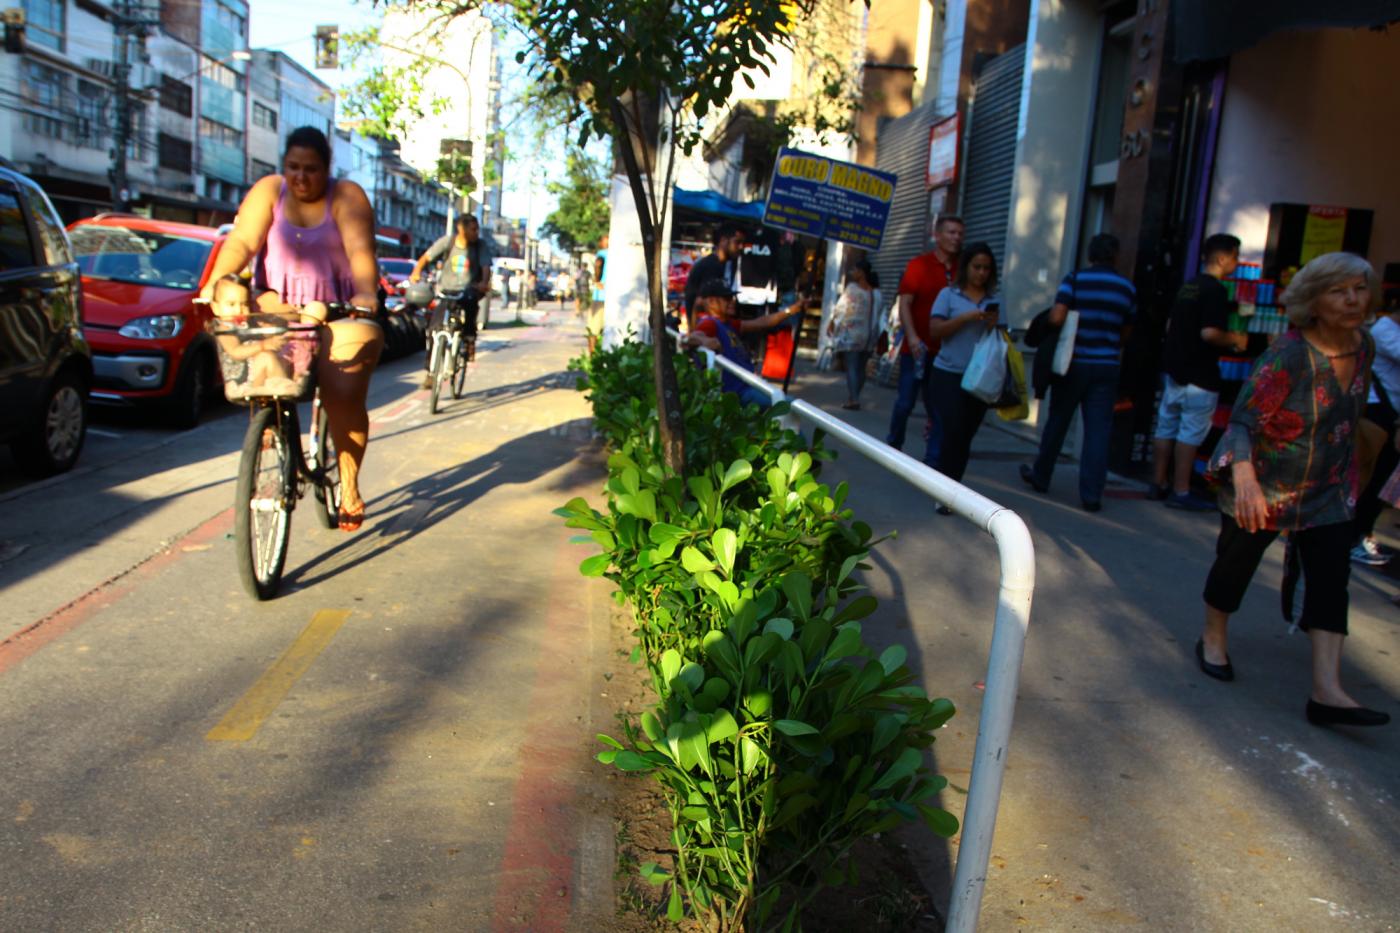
[257,180,356,305]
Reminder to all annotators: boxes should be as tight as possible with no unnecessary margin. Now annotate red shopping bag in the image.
[760,327,794,381]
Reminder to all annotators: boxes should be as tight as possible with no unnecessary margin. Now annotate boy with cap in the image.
[685,279,806,407]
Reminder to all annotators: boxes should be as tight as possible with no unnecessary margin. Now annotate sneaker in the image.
[1019,463,1048,494]
[1165,492,1216,512]
[1350,539,1392,567]
[1146,483,1170,501]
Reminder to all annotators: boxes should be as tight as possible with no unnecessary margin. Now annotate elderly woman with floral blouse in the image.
[1197,252,1388,727]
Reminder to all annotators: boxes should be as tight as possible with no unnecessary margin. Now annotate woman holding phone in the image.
[926,242,1000,497]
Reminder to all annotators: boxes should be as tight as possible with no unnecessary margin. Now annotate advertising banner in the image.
[762,147,898,251]
[926,113,960,189]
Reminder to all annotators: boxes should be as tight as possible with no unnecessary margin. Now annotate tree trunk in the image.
[610,97,685,474]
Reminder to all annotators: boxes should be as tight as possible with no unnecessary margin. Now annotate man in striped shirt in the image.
[1020,234,1136,511]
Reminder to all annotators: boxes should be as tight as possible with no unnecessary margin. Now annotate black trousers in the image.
[928,366,989,483]
[1203,514,1351,634]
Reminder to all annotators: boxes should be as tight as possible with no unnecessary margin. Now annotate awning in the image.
[672,187,765,223]
[1173,0,1400,62]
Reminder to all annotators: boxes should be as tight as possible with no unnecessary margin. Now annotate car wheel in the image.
[12,369,87,477]
[168,349,214,430]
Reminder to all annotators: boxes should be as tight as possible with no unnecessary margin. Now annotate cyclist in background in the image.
[410,214,493,385]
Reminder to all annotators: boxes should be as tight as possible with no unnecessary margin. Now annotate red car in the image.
[67,215,228,428]
[380,257,416,294]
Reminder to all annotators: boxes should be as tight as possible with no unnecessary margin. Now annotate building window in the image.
[201,58,244,92]
[160,75,193,117]
[251,158,277,180]
[158,133,193,172]
[252,102,277,130]
[21,61,66,139]
[22,0,64,52]
[198,117,243,148]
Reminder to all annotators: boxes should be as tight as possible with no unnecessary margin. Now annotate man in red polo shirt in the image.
[885,214,963,466]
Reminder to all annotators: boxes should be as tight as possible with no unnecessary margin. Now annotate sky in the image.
[247,0,561,238]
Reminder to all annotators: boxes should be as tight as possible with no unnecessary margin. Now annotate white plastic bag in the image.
[1052,310,1079,376]
[961,328,1008,403]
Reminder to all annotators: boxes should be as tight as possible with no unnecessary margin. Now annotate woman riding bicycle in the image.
[201,127,383,532]
[409,214,493,385]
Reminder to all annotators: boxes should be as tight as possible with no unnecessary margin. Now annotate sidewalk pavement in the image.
[776,359,1399,931]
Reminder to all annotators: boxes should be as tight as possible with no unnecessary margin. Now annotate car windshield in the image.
[381,259,414,277]
[69,225,212,291]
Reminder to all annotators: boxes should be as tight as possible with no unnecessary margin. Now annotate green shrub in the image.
[561,341,957,931]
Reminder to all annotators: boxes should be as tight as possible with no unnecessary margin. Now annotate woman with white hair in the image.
[1195,251,1389,727]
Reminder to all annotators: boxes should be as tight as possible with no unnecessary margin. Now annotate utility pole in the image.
[110,0,155,212]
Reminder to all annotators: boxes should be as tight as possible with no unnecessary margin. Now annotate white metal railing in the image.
[668,329,1034,933]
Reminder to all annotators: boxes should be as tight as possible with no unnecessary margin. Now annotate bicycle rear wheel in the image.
[451,336,468,399]
[313,403,340,529]
[235,405,294,600]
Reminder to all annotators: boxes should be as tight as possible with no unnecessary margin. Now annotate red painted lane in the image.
[490,531,596,931]
[0,509,234,676]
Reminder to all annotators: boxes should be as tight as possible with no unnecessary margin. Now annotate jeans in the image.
[1029,363,1119,505]
[928,366,989,483]
[843,350,870,402]
[885,353,942,466]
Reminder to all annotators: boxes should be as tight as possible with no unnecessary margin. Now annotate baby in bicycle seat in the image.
[211,275,299,397]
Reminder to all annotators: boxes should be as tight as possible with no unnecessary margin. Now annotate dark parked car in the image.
[0,163,92,476]
[68,216,227,428]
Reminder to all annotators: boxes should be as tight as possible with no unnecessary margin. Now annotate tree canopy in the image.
[539,151,611,253]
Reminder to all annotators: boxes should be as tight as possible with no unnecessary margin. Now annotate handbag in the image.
[961,328,1008,403]
[815,345,835,371]
[995,333,1030,420]
[1051,273,1079,376]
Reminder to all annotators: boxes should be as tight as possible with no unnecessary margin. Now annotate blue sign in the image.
[762,147,898,250]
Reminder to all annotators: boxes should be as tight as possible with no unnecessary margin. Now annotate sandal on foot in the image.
[338,502,365,532]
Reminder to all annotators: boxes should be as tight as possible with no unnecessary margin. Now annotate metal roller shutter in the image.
[960,44,1026,268]
[871,99,945,319]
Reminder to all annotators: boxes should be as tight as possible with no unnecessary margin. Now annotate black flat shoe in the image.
[1305,699,1391,727]
[1195,639,1234,682]
[1019,463,1048,494]
[1081,500,1102,513]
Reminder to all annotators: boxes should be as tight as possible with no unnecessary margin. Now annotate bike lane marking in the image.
[489,530,598,931]
[205,608,352,742]
[0,508,234,676]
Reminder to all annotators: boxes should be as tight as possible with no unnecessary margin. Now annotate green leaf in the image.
[772,792,817,828]
[641,711,663,742]
[579,554,610,577]
[706,709,738,744]
[781,572,812,620]
[871,746,922,792]
[639,862,670,886]
[667,885,684,922]
[712,528,738,576]
[763,617,794,640]
[878,644,907,675]
[660,649,682,684]
[834,594,879,624]
[681,546,715,574]
[613,751,653,772]
[919,804,960,837]
[870,715,902,755]
[744,689,772,717]
[720,459,753,494]
[701,677,731,703]
[620,465,640,494]
[597,733,624,750]
[648,522,689,545]
[677,662,705,694]
[772,719,819,736]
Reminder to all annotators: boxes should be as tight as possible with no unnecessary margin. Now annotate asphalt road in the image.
[0,312,617,931]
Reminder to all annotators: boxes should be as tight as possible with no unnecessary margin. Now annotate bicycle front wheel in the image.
[313,403,340,529]
[235,405,294,600]
[429,336,446,415]
[451,336,468,399]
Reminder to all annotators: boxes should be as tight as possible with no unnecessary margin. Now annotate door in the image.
[0,184,47,434]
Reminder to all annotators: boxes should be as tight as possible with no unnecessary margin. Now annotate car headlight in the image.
[118,314,184,339]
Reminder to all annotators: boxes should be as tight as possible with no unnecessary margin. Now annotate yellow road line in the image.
[206,609,351,742]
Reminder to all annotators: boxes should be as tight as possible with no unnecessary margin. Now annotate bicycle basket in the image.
[213,319,321,404]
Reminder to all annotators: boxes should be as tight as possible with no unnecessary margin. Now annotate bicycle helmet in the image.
[404,281,434,308]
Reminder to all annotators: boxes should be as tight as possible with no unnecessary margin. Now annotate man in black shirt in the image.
[1150,233,1247,509]
[684,223,744,329]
